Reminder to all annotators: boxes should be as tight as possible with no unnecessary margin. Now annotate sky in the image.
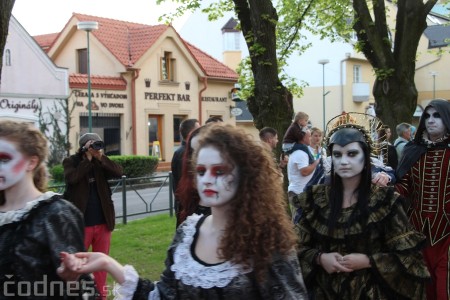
[12,0,189,36]
[11,0,346,87]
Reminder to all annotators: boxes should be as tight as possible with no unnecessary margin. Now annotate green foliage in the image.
[49,164,65,183]
[38,100,69,168]
[373,67,395,80]
[107,214,175,295]
[110,155,159,178]
[49,156,159,184]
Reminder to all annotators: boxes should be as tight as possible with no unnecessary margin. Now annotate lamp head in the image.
[77,21,98,32]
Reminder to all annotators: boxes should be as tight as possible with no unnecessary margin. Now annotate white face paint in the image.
[331,142,365,179]
[195,146,239,208]
[0,139,28,190]
[424,107,446,141]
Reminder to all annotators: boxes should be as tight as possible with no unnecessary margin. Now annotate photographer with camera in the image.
[62,133,123,300]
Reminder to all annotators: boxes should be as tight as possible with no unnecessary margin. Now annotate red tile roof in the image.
[35,13,238,81]
[33,33,59,53]
[69,74,127,90]
[184,41,238,80]
[73,13,168,67]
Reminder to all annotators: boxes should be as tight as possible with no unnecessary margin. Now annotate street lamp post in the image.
[77,21,98,132]
[318,59,330,131]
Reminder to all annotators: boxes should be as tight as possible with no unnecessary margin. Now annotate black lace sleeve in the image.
[131,278,156,300]
[257,251,308,300]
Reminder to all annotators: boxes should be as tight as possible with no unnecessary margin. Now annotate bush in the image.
[50,164,64,182]
[110,155,159,178]
[49,155,159,183]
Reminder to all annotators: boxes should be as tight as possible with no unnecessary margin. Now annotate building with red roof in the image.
[35,13,239,160]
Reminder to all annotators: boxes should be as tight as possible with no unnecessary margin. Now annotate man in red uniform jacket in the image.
[396,99,450,300]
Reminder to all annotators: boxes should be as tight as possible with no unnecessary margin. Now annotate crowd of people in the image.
[1,98,449,299]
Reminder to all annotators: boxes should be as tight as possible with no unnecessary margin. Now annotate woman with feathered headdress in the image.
[295,113,430,299]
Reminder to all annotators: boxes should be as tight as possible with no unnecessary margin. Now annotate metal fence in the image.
[49,172,174,225]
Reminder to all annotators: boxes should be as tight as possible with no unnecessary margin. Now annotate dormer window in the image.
[161,51,175,81]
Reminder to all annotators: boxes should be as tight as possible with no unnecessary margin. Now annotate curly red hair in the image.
[191,124,297,281]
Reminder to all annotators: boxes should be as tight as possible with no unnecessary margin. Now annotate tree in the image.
[352,0,438,131]
[0,0,15,84]
[160,0,444,137]
[158,0,315,146]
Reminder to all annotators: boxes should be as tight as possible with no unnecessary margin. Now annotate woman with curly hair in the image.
[295,120,430,299]
[60,124,308,299]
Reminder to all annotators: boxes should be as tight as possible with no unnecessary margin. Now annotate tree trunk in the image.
[234,0,294,142]
[373,75,417,133]
[353,0,437,135]
[0,0,15,84]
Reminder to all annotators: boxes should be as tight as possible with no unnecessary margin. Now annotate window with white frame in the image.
[223,32,240,51]
[161,51,176,81]
[353,65,361,83]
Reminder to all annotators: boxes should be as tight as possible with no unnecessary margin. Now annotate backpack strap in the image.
[394,140,406,148]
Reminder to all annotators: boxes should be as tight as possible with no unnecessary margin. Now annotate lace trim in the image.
[171,214,252,288]
[0,191,57,226]
[113,265,139,300]
[421,132,450,145]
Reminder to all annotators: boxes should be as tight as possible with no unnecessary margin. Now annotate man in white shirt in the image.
[287,129,320,218]
[394,122,412,160]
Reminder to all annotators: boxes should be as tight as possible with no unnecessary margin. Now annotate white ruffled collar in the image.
[170,214,252,288]
[0,191,57,226]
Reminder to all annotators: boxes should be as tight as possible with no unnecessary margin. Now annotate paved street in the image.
[112,173,174,222]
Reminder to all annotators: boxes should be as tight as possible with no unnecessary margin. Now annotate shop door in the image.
[148,115,163,159]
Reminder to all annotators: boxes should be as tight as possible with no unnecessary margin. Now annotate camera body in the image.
[90,141,105,150]
[81,141,105,153]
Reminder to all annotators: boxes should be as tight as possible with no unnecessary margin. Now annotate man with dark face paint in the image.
[396,99,450,300]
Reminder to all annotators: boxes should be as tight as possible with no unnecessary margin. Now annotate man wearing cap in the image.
[62,132,123,299]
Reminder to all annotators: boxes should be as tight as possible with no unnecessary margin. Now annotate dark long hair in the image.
[176,126,204,224]
[327,141,372,232]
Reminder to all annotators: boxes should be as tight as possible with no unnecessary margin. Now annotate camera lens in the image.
[90,141,104,150]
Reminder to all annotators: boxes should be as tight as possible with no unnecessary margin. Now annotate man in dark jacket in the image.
[63,132,123,300]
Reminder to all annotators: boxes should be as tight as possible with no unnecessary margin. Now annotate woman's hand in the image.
[319,252,353,274]
[58,251,107,274]
[58,251,126,284]
[57,252,82,281]
[340,253,371,271]
[371,172,390,187]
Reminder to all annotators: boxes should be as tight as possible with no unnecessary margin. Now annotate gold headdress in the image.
[323,112,388,164]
